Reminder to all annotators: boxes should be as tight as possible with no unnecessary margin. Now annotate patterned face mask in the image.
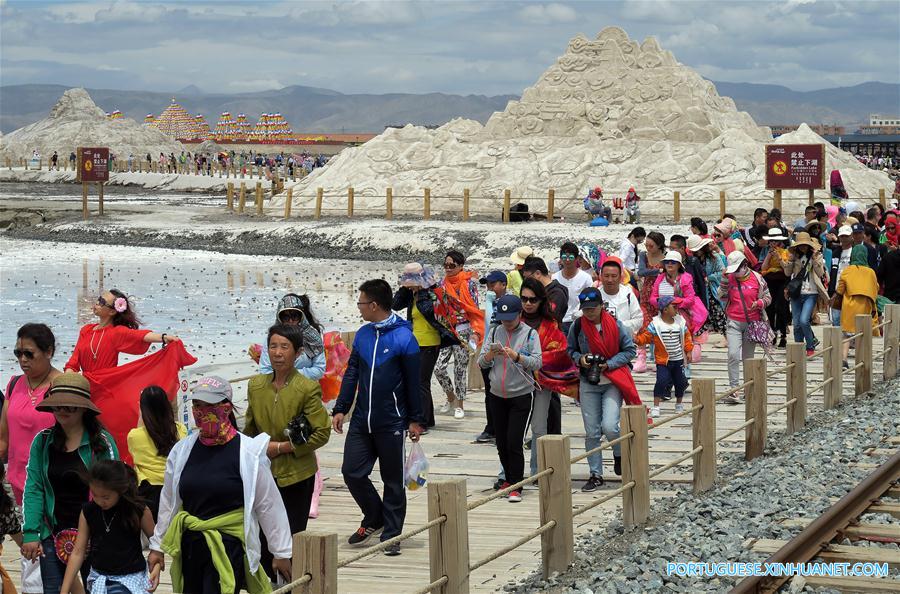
[192,402,237,446]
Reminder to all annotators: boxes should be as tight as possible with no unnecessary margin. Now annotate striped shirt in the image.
[655,317,685,362]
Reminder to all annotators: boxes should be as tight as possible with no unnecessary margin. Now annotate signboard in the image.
[76,147,109,182]
[765,144,825,190]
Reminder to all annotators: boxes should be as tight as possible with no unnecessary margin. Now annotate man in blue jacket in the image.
[333,279,424,556]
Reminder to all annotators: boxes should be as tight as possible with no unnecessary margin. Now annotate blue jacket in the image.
[334,314,424,433]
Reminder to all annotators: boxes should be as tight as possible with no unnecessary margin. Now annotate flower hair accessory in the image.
[113,297,128,313]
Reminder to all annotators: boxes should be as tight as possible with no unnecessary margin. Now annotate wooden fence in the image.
[248,305,898,594]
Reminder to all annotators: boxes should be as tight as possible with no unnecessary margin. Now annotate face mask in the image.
[192,403,237,446]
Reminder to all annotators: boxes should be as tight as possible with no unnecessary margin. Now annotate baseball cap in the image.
[838,225,853,237]
[191,375,233,404]
[479,270,507,285]
[494,295,522,321]
[658,295,676,311]
[851,223,864,234]
[578,287,603,309]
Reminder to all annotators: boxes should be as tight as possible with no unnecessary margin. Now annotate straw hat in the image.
[687,234,712,252]
[725,251,747,274]
[36,372,101,414]
[765,228,788,242]
[510,246,534,266]
[789,232,817,251]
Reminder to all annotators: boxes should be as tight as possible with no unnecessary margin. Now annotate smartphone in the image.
[490,343,504,353]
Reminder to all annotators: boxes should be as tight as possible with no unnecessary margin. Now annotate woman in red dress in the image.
[64,289,180,373]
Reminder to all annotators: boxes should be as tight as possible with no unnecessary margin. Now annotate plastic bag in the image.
[319,332,351,403]
[404,442,429,491]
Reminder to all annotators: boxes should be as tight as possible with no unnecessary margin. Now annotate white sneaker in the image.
[650,406,661,418]
[439,402,451,415]
[674,403,685,413]
[454,407,465,419]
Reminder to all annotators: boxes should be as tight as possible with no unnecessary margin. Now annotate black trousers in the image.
[488,393,534,485]
[481,367,494,435]
[547,392,562,434]
[420,346,440,427]
[342,429,406,540]
[182,531,245,594]
[138,480,163,523]
[260,475,316,581]
[765,276,789,335]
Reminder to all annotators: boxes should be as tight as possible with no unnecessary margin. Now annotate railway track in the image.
[731,449,900,593]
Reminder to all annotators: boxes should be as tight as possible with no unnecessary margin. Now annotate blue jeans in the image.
[578,381,622,477]
[791,294,818,349]
[38,537,89,593]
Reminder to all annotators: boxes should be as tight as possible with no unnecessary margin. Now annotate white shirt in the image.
[600,286,643,336]
[837,249,852,284]
[552,269,594,323]
[619,237,639,272]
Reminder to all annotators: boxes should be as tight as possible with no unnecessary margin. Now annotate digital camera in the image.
[583,353,607,385]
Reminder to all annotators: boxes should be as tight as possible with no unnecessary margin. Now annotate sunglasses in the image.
[13,349,35,359]
[48,406,79,413]
[520,296,541,304]
[578,291,601,302]
[97,296,114,308]
[443,262,459,269]
[279,311,303,322]
[560,254,576,261]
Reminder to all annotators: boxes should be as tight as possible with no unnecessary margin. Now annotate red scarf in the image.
[579,313,642,406]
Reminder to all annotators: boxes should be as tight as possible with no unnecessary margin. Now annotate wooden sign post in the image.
[76,147,110,220]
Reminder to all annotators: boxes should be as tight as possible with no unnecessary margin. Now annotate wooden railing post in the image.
[226,182,234,211]
[292,531,337,593]
[255,182,263,216]
[785,342,807,435]
[691,377,716,493]
[347,187,354,217]
[315,187,323,220]
[238,183,246,214]
[719,190,726,220]
[81,182,88,220]
[386,187,393,220]
[743,357,766,461]
[284,187,293,219]
[879,188,886,209]
[808,189,815,206]
[424,187,431,220]
[774,188,782,212]
[97,182,104,216]
[673,190,680,222]
[884,304,900,381]
[428,479,469,594]
[502,189,511,223]
[547,189,555,221]
[855,313,873,396]
[620,405,649,528]
[462,189,470,221]
[823,326,843,409]
[536,435,573,578]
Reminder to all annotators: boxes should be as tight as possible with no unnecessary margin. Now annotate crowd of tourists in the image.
[116,150,330,177]
[2,196,899,593]
[852,153,896,171]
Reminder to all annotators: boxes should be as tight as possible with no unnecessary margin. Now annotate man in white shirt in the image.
[552,242,595,334]
[598,257,643,336]
[618,227,646,281]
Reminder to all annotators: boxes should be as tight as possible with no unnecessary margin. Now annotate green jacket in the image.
[22,427,119,543]
[244,370,331,487]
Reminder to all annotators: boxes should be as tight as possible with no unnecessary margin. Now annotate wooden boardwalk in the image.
[1,328,889,593]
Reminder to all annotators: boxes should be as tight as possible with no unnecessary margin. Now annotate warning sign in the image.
[765,144,825,190]
[77,147,109,183]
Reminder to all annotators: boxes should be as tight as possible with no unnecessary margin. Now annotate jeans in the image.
[726,320,757,388]
[791,294,818,349]
[578,382,622,477]
[39,537,89,594]
[529,389,553,476]
[654,360,687,400]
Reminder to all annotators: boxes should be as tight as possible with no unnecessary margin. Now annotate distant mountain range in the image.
[1,81,897,134]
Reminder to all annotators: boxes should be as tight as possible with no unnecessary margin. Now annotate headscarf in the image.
[276,294,325,359]
[849,244,868,267]
[884,212,899,247]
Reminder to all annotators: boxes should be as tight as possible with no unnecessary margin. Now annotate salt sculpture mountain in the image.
[0,88,182,161]
[275,27,892,216]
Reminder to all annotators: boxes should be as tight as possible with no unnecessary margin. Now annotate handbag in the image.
[736,277,774,346]
[786,259,809,299]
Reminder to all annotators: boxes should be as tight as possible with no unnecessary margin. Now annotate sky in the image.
[1,0,898,96]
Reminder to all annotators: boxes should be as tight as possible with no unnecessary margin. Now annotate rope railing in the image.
[466,468,553,511]
[572,482,635,517]
[872,349,889,361]
[716,418,756,443]
[270,572,312,594]
[411,576,449,594]
[649,404,701,429]
[843,361,864,375]
[648,446,702,479]
[468,521,557,572]
[767,398,799,417]
[337,515,447,568]
[766,362,795,379]
[806,345,832,360]
[716,380,753,402]
[842,331,864,344]
[569,432,634,464]
[805,377,833,397]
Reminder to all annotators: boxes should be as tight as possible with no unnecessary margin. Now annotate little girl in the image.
[636,295,693,419]
[60,460,158,594]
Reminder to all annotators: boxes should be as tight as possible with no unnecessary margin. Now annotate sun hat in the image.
[36,372,101,414]
[805,220,824,235]
[191,375,233,404]
[399,262,437,288]
[789,232,817,251]
[687,234,712,252]
[725,250,747,274]
[837,225,853,237]
[479,270,507,285]
[765,228,788,241]
[662,250,684,268]
[713,221,732,237]
[510,246,534,266]
[494,295,522,321]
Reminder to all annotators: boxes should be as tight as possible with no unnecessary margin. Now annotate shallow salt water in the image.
[0,181,226,206]
[0,237,400,391]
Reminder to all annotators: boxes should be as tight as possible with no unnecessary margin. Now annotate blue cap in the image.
[479,270,507,285]
[658,295,676,311]
[494,295,522,320]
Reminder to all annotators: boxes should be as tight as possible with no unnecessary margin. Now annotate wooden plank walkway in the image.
[1,329,888,593]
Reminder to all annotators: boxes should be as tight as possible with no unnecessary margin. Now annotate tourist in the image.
[688,235,727,339]
[435,250,484,419]
[636,296,693,418]
[690,218,708,238]
[836,245,880,366]
[719,252,772,403]
[635,231,666,372]
[568,287,638,492]
[0,323,59,504]
[552,242,595,334]
[583,187,611,221]
[784,232,829,356]
[671,234,708,314]
[650,251,707,344]
[246,324,331,578]
[624,186,641,223]
[598,257,643,336]
[50,151,58,170]
[21,373,119,592]
[618,226,646,280]
[851,222,879,269]
[394,263,458,429]
[59,461,158,594]
[478,295,542,502]
[878,241,900,303]
[476,270,508,441]
[760,228,790,347]
[254,294,326,380]
[829,225,855,327]
[333,279,424,556]
[148,376,292,588]
[507,246,534,296]
[522,256,568,324]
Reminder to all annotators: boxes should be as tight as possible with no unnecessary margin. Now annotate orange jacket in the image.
[635,315,693,365]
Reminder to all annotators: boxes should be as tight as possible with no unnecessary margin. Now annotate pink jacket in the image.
[650,272,709,334]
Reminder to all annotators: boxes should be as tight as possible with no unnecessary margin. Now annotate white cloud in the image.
[519,3,577,23]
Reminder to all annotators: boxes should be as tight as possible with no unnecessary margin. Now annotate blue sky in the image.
[2,0,898,95]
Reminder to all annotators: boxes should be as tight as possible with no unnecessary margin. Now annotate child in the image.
[636,295,693,419]
[60,461,158,594]
[0,465,23,594]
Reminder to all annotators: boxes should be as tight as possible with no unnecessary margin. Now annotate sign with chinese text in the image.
[765,144,825,190]
[77,147,109,183]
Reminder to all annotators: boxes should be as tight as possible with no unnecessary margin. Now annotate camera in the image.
[284,414,313,445]
[583,353,607,385]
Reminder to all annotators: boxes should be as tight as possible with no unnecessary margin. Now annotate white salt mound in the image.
[275,27,892,217]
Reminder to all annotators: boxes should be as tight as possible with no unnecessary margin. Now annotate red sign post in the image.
[765,144,825,190]
[76,147,110,219]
